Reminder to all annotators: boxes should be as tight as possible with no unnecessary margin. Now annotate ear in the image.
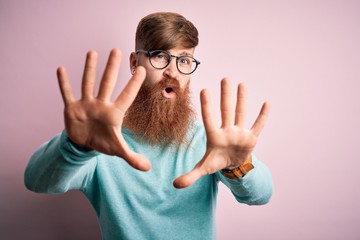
[129,52,138,72]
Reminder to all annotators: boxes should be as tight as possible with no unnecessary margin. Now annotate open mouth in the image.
[161,87,176,98]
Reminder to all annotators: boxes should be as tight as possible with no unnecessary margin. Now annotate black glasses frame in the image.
[136,49,200,75]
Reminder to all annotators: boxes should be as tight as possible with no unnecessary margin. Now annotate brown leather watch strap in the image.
[221,157,254,179]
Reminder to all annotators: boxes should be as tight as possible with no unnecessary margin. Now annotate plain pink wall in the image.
[1,0,360,239]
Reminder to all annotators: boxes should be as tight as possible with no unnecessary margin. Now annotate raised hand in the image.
[57,49,151,171]
[173,78,270,188]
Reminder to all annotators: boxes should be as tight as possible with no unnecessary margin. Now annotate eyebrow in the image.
[176,51,193,57]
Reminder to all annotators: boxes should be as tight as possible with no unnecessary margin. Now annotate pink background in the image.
[1,0,360,239]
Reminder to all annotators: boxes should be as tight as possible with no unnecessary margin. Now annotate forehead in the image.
[167,47,195,56]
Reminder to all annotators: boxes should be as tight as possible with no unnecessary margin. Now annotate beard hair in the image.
[123,78,196,147]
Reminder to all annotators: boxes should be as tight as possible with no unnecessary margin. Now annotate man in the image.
[25,12,273,240]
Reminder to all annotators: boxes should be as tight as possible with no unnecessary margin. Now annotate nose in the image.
[163,57,179,79]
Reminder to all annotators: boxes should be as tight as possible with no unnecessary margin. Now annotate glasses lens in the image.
[149,50,170,69]
[177,56,198,74]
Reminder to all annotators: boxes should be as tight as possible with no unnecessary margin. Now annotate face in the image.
[130,47,195,98]
[125,47,197,146]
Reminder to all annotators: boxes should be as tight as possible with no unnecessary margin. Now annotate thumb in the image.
[174,150,227,188]
[122,150,152,172]
[173,167,207,189]
[114,130,151,171]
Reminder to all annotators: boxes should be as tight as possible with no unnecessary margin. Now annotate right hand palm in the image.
[57,49,151,171]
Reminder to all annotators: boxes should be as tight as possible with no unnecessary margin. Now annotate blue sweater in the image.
[25,122,273,240]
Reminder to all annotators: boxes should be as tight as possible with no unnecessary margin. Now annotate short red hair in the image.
[135,12,199,51]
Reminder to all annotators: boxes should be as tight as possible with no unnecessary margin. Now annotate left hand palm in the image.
[173,78,270,188]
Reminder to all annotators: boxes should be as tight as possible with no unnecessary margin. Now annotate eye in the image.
[179,57,191,65]
[152,52,168,62]
[156,53,165,59]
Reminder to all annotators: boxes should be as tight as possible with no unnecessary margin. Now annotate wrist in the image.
[221,156,254,179]
[67,137,92,152]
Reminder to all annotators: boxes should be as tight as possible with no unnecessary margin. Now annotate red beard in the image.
[123,78,196,146]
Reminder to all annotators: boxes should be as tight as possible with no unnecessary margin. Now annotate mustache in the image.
[151,77,181,93]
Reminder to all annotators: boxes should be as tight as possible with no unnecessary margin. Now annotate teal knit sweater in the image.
[25,122,273,240]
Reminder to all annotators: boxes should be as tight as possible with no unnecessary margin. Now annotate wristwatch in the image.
[221,157,254,179]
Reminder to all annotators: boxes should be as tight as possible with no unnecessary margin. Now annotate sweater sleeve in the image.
[215,155,273,205]
[24,130,99,194]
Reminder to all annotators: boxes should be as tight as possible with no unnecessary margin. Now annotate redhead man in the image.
[25,12,273,240]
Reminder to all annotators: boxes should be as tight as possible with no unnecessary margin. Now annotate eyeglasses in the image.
[136,50,200,75]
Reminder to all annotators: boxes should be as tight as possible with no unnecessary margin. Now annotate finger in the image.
[220,78,234,127]
[234,82,247,127]
[97,48,122,101]
[113,130,151,171]
[81,50,98,100]
[57,66,75,106]
[114,66,146,112]
[122,150,152,171]
[251,101,271,136]
[200,89,217,134]
[173,167,207,189]
[174,150,227,189]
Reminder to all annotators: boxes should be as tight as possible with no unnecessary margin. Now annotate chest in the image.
[95,143,217,210]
